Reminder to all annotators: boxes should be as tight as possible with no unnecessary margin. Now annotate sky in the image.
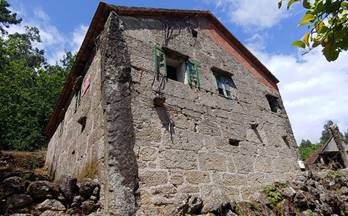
[7,0,348,143]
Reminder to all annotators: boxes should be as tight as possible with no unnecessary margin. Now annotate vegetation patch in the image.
[326,170,341,179]
[262,183,287,209]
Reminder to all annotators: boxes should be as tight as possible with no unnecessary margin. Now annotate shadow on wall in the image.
[155,106,175,142]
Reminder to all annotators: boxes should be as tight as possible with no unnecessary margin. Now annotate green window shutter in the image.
[153,45,167,79]
[186,59,200,89]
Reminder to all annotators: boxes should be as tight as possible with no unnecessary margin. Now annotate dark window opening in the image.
[266,95,280,113]
[191,29,198,38]
[212,67,236,98]
[282,135,290,148]
[167,65,178,81]
[164,48,187,83]
[229,138,240,146]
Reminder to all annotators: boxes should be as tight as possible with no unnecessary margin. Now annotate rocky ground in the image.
[2,151,348,215]
[0,151,101,216]
[179,169,348,216]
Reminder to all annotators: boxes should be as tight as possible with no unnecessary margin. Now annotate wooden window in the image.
[213,67,236,98]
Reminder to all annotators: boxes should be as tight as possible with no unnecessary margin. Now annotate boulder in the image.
[78,179,100,199]
[35,199,66,211]
[71,195,83,208]
[201,186,229,213]
[39,210,69,216]
[81,200,100,215]
[59,176,78,201]
[27,181,58,200]
[0,176,25,199]
[6,194,32,210]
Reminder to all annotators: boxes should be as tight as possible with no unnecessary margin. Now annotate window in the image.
[266,94,281,113]
[165,55,186,82]
[153,46,200,89]
[213,68,236,98]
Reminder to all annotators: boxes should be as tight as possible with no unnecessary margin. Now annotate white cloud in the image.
[34,8,50,21]
[6,4,87,64]
[249,43,348,143]
[204,0,289,29]
[71,25,88,51]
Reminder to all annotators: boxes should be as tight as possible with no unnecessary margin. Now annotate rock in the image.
[90,195,98,201]
[35,199,66,211]
[27,181,57,200]
[293,191,307,209]
[59,176,78,201]
[9,214,31,216]
[178,196,203,215]
[6,194,32,210]
[39,210,68,216]
[201,185,229,213]
[71,195,83,208]
[81,200,100,215]
[280,186,296,199]
[186,196,203,214]
[79,179,100,199]
[0,176,25,199]
[66,207,81,215]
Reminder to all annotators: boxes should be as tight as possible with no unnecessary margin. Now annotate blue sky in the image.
[8,0,348,143]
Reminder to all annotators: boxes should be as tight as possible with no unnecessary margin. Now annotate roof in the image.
[45,2,280,138]
[305,136,348,165]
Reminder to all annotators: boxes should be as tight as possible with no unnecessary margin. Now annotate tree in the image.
[279,0,348,62]
[344,129,348,142]
[0,0,22,34]
[319,120,334,144]
[0,1,74,151]
[298,139,321,160]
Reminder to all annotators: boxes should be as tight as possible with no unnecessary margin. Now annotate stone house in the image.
[45,2,299,215]
[305,135,348,169]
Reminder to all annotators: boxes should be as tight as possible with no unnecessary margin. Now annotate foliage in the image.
[326,170,341,179]
[344,129,348,142]
[0,0,21,34]
[0,1,74,151]
[279,0,348,61]
[298,139,322,160]
[320,120,334,144]
[263,183,287,208]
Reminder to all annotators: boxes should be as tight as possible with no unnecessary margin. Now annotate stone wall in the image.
[45,48,105,190]
[45,12,299,215]
[120,15,300,215]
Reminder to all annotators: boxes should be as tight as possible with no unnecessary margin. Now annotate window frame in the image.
[212,67,236,98]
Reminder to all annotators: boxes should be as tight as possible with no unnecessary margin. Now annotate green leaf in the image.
[299,13,316,26]
[287,0,300,9]
[303,0,311,9]
[322,45,339,62]
[341,2,348,9]
[303,32,310,46]
[278,0,283,9]
[292,40,306,48]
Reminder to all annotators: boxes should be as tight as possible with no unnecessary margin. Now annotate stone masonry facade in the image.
[45,5,299,215]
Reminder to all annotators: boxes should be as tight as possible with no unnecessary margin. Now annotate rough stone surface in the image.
[6,194,32,210]
[44,7,300,215]
[0,173,102,216]
[35,199,66,211]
